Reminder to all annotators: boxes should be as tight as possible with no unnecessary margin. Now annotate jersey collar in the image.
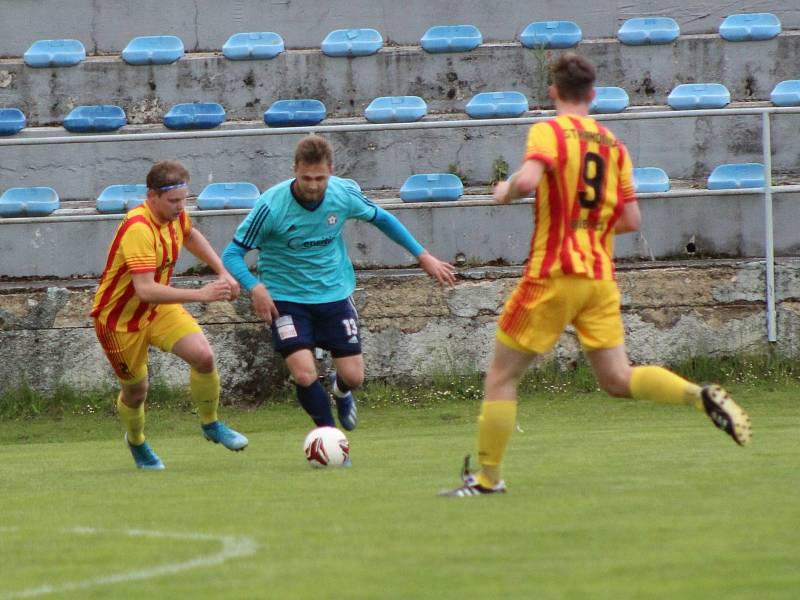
[290,179,325,212]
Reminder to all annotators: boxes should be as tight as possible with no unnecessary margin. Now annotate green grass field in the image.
[1,383,798,599]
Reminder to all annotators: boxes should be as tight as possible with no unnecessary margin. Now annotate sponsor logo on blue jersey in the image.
[287,235,337,250]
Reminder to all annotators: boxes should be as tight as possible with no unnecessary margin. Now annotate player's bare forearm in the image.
[614,201,642,234]
[184,228,224,273]
[494,159,545,204]
[131,272,232,304]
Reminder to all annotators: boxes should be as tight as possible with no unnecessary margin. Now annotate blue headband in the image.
[157,182,188,191]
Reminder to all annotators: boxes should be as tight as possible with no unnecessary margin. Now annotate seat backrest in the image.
[465,91,528,119]
[321,28,383,57]
[399,173,464,202]
[519,21,582,49]
[420,25,482,53]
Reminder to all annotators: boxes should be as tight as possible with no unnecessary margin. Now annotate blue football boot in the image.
[328,372,358,431]
[202,421,249,451]
[125,433,165,470]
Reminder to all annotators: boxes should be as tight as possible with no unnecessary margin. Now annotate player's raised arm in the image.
[369,205,455,287]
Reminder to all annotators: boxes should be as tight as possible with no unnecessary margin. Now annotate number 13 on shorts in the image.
[342,318,358,336]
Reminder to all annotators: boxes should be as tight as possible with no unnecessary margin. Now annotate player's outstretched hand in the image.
[219,270,241,300]
[418,250,456,287]
[252,283,281,326]
[200,279,233,302]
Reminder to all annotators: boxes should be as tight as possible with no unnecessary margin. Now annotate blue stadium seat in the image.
[465,91,528,119]
[617,17,680,45]
[23,39,86,68]
[589,87,629,114]
[222,32,285,60]
[364,96,427,123]
[519,21,581,49]
[770,80,800,107]
[96,184,147,214]
[197,182,259,210]
[0,187,59,218]
[399,174,463,202]
[163,103,225,130]
[633,167,670,193]
[707,163,765,190]
[264,99,326,127]
[420,25,482,53]
[0,108,26,136]
[667,83,730,110]
[719,13,781,41]
[122,36,185,65]
[321,29,383,57]
[63,105,127,133]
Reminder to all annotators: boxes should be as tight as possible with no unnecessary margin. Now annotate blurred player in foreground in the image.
[222,135,454,436]
[442,53,751,497]
[92,160,248,470]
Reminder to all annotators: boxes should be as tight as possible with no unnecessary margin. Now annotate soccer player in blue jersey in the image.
[222,135,455,432]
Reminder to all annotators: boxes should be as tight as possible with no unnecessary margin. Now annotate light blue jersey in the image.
[231,176,378,303]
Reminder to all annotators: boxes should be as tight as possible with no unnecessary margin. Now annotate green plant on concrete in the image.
[447,163,467,185]
[490,156,509,188]
[531,44,554,109]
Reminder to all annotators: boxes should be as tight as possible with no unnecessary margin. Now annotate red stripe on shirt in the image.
[538,121,567,277]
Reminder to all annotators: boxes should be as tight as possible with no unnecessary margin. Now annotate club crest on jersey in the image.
[326,213,338,226]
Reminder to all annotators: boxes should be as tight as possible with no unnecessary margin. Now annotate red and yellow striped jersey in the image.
[524,114,637,280]
[91,202,192,331]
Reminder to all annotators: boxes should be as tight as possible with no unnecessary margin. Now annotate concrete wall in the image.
[1,259,799,400]
[2,34,798,126]
[1,191,798,279]
[1,0,797,56]
[2,111,799,201]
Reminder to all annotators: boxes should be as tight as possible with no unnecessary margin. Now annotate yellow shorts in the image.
[497,275,624,354]
[94,303,202,384]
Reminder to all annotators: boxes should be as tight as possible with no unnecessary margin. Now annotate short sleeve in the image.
[344,183,378,222]
[233,196,273,250]
[179,209,192,236]
[524,121,558,170]
[618,143,637,204]
[120,221,157,273]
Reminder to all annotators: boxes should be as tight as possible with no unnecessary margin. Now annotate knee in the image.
[122,382,148,407]
[190,348,216,373]
[339,369,364,389]
[293,366,319,388]
[485,367,519,392]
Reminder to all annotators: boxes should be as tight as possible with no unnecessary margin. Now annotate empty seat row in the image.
[0,163,774,218]
[4,78,799,136]
[17,12,785,68]
[633,164,769,193]
[517,13,781,48]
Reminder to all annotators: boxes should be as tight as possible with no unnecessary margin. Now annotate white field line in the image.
[0,527,258,599]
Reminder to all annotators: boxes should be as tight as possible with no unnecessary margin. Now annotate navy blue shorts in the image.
[270,297,362,358]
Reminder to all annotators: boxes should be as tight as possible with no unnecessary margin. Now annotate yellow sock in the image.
[476,400,517,488]
[190,368,220,425]
[117,394,145,445]
[630,366,701,408]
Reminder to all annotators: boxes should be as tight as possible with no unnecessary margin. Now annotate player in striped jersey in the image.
[222,135,455,436]
[442,53,751,497]
[92,160,248,470]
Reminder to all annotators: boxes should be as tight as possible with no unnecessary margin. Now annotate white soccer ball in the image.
[303,426,350,468]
